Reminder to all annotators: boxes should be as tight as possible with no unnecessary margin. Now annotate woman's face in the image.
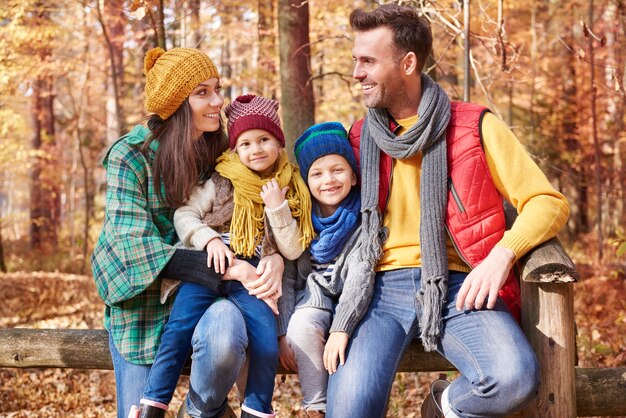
[188,78,224,136]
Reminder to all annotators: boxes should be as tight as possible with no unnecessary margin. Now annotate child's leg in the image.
[225,280,279,414]
[142,282,219,406]
[286,307,332,413]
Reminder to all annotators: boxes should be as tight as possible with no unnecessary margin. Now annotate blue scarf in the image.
[310,189,361,264]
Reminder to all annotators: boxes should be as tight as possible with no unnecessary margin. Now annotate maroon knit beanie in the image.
[224,94,285,149]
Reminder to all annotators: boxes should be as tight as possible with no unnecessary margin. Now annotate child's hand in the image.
[260,178,289,210]
[278,335,298,372]
[205,238,235,274]
[223,258,259,282]
[323,331,349,374]
[245,253,284,300]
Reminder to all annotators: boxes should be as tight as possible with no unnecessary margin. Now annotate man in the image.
[324,4,570,418]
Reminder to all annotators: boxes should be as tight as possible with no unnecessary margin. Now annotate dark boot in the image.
[137,404,166,418]
[420,374,450,418]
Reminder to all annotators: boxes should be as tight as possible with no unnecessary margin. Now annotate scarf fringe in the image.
[417,274,448,352]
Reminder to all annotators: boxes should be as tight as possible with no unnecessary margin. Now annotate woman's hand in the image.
[260,178,289,210]
[205,238,235,274]
[323,331,349,374]
[278,335,298,372]
[244,253,284,300]
[455,245,515,311]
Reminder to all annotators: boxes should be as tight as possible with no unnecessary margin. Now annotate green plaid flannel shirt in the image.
[91,125,177,364]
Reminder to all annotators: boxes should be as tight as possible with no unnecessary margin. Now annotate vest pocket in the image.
[448,179,466,215]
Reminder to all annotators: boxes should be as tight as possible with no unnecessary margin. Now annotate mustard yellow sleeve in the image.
[481,112,570,259]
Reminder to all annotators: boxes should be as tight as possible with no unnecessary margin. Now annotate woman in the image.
[91,47,284,418]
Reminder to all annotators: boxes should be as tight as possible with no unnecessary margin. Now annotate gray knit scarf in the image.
[359,74,451,351]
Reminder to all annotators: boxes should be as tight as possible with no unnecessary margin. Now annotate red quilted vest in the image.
[348,102,521,321]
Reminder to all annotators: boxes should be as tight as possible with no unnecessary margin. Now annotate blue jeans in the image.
[109,299,248,418]
[143,279,278,414]
[326,269,539,418]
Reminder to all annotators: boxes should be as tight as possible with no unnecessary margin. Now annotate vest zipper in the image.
[448,179,466,214]
[445,225,474,268]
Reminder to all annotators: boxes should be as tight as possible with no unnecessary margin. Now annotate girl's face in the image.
[307,154,357,217]
[188,78,224,136]
[235,129,283,177]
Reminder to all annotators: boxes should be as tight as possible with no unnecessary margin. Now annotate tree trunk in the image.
[278,0,315,157]
[157,0,166,49]
[462,0,471,102]
[147,0,167,49]
[98,0,126,144]
[529,0,538,147]
[587,0,603,261]
[258,0,277,98]
[189,0,202,48]
[604,1,625,236]
[30,75,60,250]
[0,218,6,272]
[221,38,233,102]
[29,4,60,251]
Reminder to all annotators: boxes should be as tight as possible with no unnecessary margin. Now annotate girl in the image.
[91,47,272,418]
[135,94,315,418]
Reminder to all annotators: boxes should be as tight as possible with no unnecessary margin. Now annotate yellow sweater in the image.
[377,112,570,272]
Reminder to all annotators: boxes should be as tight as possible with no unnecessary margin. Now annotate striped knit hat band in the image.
[224,95,285,148]
[294,121,358,182]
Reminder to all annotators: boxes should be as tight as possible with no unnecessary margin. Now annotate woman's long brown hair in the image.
[143,100,229,208]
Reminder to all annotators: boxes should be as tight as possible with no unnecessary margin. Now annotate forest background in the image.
[0,0,625,417]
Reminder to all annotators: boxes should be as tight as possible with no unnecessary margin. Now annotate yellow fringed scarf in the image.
[215,149,314,258]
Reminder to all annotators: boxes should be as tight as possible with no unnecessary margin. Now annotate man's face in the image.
[352,27,406,112]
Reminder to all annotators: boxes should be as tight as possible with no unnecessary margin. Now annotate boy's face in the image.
[307,154,357,217]
[235,129,283,177]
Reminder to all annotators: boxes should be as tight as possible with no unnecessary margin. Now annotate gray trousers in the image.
[286,306,332,412]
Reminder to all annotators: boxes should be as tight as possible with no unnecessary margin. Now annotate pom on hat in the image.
[144,47,220,120]
[225,95,285,149]
[294,122,358,182]
[143,47,165,75]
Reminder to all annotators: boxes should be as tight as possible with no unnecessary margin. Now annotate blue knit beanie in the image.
[294,122,358,182]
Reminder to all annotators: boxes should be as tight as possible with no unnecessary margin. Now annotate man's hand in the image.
[323,331,349,374]
[244,253,284,300]
[260,178,289,210]
[205,238,235,274]
[278,335,298,372]
[456,245,515,311]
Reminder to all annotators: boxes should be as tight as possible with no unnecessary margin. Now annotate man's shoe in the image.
[420,374,450,418]
[305,410,325,418]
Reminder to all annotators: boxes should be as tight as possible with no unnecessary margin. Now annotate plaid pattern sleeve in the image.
[91,125,178,364]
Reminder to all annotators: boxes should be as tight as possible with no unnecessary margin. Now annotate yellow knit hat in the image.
[143,47,220,120]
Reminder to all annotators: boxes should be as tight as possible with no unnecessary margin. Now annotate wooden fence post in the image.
[517,237,578,418]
